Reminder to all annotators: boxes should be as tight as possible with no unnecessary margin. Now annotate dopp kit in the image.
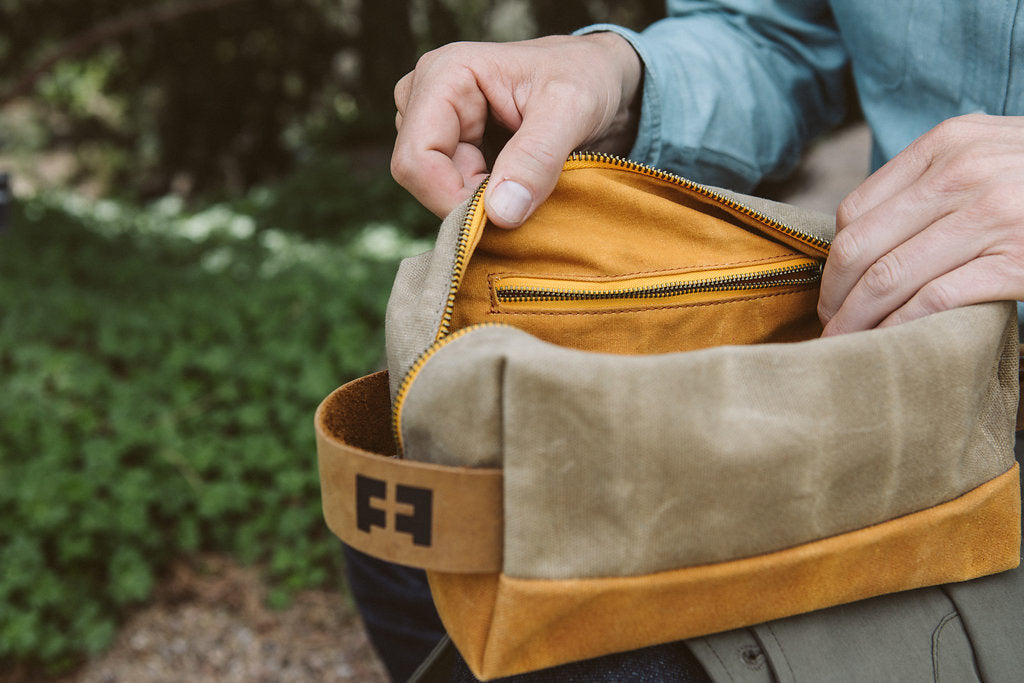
[315,156,1021,680]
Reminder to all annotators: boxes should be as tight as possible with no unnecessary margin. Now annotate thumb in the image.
[484,105,583,228]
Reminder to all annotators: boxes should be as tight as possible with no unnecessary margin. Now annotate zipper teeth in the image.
[392,322,503,455]
[567,151,832,254]
[497,262,822,303]
[394,180,488,455]
[437,179,489,341]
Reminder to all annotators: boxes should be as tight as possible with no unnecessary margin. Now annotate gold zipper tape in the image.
[392,323,506,456]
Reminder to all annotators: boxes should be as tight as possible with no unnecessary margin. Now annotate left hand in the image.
[818,114,1024,336]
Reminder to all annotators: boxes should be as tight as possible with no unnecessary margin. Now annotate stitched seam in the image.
[1002,0,1023,114]
[696,637,738,683]
[756,625,794,682]
[931,610,961,683]
[937,583,986,682]
[488,253,803,282]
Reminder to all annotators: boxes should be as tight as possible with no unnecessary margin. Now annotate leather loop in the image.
[315,371,503,573]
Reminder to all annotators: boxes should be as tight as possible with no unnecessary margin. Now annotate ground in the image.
[2,555,388,683]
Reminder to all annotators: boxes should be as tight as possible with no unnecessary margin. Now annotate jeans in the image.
[342,544,446,682]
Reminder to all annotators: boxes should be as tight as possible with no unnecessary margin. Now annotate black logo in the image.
[355,474,433,547]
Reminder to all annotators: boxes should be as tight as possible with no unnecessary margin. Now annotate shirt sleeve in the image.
[577,0,849,191]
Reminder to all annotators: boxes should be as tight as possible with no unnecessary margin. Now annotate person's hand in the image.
[391,33,642,228]
[818,114,1024,336]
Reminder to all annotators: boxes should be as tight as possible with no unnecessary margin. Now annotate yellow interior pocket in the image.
[448,158,828,355]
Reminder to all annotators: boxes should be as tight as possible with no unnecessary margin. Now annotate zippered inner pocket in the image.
[491,256,822,314]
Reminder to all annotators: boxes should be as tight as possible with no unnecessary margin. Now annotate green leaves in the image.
[0,188,421,669]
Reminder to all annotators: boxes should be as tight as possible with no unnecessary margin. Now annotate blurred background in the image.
[0,1,674,681]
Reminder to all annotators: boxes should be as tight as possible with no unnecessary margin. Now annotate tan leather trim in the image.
[430,464,1021,680]
[316,371,503,572]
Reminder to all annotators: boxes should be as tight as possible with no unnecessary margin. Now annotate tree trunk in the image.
[356,0,417,137]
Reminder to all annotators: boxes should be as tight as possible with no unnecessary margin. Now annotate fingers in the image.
[390,133,487,219]
[817,182,945,329]
[484,36,641,227]
[821,210,985,335]
[817,133,938,325]
[391,33,642,223]
[391,45,493,217]
[394,71,412,119]
[876,255,1022,329]
[819,114,1024,336]
[485,86,596,227]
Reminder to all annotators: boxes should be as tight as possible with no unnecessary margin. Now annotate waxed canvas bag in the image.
[315,155,1021,681]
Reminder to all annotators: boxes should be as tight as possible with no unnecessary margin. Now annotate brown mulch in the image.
[3,555,388,683]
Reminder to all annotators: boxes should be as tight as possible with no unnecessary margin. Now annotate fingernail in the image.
[488,180,532,226]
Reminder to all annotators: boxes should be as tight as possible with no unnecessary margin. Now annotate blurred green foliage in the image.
[0,188,430,670]
[0,0,663,198]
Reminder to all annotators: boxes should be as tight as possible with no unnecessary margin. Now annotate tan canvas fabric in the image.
[400,303,1018,578]
[384,196,473,399]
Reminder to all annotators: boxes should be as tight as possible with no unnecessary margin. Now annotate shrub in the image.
[0,189,430,670]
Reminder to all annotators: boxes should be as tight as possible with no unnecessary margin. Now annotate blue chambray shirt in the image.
[580,0,1024,191]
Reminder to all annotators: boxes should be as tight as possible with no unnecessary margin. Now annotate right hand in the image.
[391,32,643,228]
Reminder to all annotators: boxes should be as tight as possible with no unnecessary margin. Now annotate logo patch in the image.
[355,474,433,547]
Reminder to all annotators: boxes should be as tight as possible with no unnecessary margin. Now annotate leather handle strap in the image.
[315,371,503,573]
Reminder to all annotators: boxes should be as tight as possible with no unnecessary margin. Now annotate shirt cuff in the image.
[573,23,662,168]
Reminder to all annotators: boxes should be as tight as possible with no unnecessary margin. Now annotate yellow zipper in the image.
[392,322,505,455]
[392,181,491,455]
[436,178,489,341]
[493,257,822,313]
